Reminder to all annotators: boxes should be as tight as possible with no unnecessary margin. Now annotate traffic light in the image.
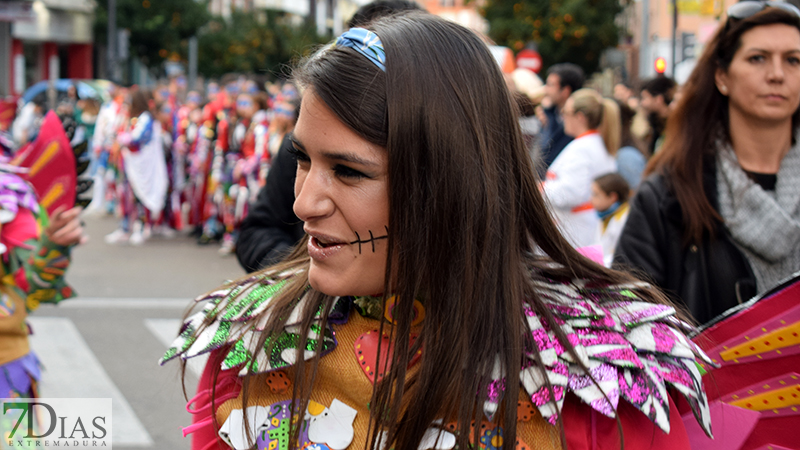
[682,32,696,61]
[655,57,667,74]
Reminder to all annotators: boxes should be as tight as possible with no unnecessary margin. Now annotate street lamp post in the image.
[639,0,650,79]
[308,0,316,29]
[107,0,117,82]
[672,0,678,78]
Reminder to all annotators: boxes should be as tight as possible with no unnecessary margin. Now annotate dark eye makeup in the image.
[288,140,371,180]
[287,144,310,162]
[333,165,369,180]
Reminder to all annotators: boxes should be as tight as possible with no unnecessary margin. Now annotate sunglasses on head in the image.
[727,0,800,20]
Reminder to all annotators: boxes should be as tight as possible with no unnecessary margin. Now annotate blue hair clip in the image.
[334,27,386,72]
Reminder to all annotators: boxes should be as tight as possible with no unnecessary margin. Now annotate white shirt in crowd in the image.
[543,131,617,248]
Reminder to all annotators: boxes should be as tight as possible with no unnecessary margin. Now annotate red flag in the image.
[0,99,16,131]
[11,110,76,215]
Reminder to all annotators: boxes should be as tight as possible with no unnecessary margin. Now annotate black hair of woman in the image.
[347,0,424,28]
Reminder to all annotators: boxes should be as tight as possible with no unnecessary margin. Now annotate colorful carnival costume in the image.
[106,111,169,245]
[0,168,75,435]
[162,270,714,450]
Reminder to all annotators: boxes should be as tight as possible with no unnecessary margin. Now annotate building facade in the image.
[625,0,735,82]
[0,0,95,98]
[422,0,488,35]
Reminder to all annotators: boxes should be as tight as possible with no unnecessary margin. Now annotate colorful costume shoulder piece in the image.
[504,274,714,437]
[160,270,350,376]
[162,270,714,444]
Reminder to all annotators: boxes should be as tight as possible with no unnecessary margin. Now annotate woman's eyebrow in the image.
[744,47,800,54]
[320,150,380,167]
[292,133,379,166]
[290,134,304,150]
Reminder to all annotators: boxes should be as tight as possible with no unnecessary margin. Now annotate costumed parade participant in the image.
[187,91,219,239]
[218,91,267,255]
[87,84,126,215]
[198,85,236,245]
[162,14,714,450]
[174,91,205,233]
[0,113,87,442]
[105,90,169,246]
[156,100,181,236]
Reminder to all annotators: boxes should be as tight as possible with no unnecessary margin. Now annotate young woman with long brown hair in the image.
[162,13,713,450]
[614,3,800,326]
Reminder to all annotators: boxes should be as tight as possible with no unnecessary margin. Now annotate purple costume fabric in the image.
[0,352,41,398]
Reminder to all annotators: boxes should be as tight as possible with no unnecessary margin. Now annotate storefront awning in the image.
[0,1,35,22]
[40,0,96,13]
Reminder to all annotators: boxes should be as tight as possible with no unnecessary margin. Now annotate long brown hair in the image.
[129,89,152,119]
[209,12,674,450]
[645,8,800,244]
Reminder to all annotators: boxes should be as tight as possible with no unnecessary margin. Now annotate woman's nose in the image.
[768,57,786,83]
[293,166,335,222]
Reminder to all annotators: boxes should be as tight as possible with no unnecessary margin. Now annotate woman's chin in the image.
[308,272,383,298]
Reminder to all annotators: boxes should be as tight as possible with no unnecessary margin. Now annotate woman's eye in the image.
[748,54,765,63]
[334,164,368,180]
[788,56,800,66]
[287,145,310,163]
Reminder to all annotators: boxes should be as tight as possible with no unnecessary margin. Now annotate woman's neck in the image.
[729,111,792,174]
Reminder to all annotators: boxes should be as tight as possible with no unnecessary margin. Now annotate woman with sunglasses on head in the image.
[614,2,800,326]
[162,12,713,450]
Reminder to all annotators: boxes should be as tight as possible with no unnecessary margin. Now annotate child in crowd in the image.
[590,172,630,266]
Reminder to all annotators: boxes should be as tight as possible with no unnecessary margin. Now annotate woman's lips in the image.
[307,235,346,260]
[763,94,788,101]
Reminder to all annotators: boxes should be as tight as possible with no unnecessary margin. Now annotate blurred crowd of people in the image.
[76,76,300,253]
[507,64,680,265]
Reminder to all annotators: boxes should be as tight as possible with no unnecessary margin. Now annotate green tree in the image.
[197,10,326,79]
[95,0,211,67]
[482,0,623,75]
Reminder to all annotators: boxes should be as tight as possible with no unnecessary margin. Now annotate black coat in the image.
[236,136,305,273]
[613,163,757,325]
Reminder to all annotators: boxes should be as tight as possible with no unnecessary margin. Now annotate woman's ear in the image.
[609,192,619,203]
[715,68,729,96]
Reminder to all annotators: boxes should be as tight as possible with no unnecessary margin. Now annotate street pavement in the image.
[29,214,247,449]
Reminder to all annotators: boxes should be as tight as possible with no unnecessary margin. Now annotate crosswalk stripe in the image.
[42,298,193,309]
[144,318,208,379]
[27,317,154,447]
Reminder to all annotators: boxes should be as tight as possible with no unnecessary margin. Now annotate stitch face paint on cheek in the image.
[351,226,389,254]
